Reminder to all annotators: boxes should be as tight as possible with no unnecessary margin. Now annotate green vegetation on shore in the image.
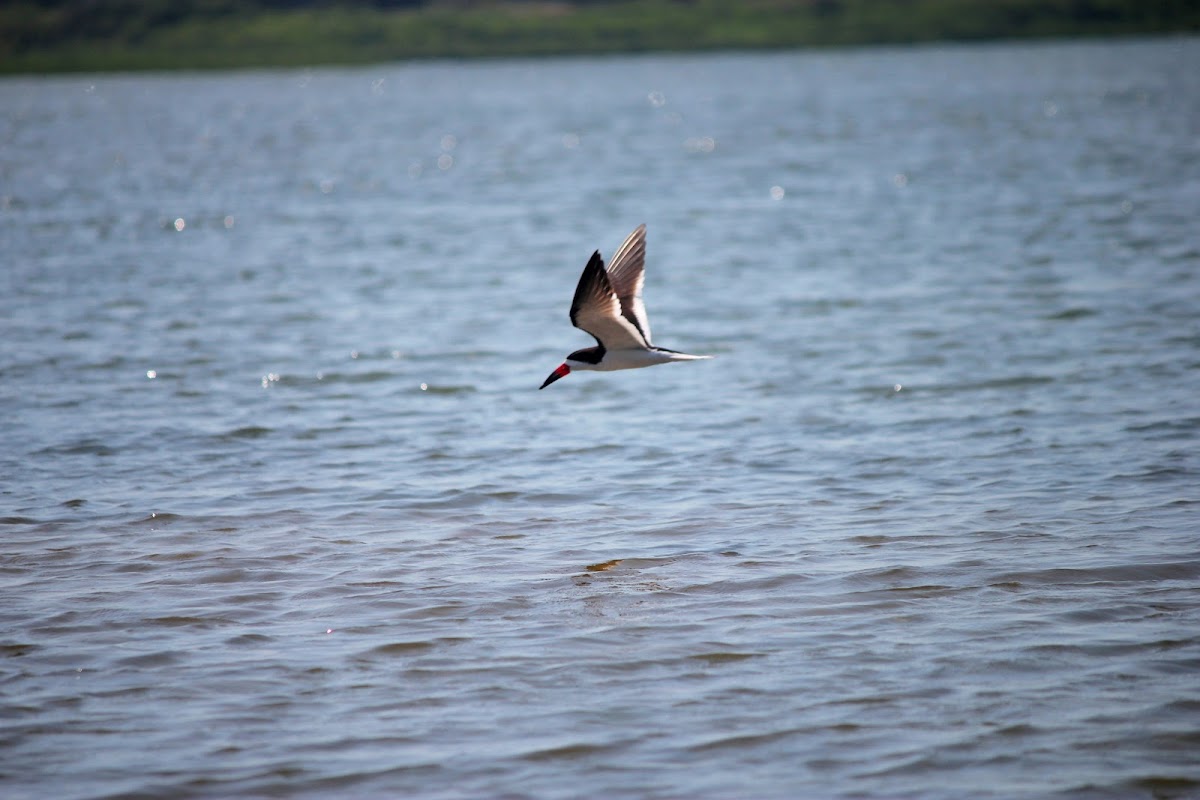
[3,0,1198,74]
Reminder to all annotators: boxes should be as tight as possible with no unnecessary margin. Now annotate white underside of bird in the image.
[540,224,712,389]
[564,347,711,373]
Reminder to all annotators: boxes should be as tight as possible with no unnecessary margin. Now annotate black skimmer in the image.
[540,224,712,390]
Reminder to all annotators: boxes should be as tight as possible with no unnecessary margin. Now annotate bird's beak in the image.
[539,363,570,390]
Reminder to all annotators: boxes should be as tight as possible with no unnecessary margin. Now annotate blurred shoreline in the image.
[3,0,1199,75]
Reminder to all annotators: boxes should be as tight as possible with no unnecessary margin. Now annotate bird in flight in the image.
[540,224,712,390]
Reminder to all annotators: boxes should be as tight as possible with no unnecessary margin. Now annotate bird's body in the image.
[563,345,707,372]
[540,224,712,389]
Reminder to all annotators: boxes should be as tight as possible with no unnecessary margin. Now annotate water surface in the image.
[2,37,1199,799]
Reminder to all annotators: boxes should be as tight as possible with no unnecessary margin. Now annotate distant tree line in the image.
[3,0,1198,73]
[5,1,648,55]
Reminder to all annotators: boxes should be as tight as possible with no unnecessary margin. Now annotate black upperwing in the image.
[568,250,649,351]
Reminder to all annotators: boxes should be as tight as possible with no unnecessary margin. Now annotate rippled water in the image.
[2,37,1199,799]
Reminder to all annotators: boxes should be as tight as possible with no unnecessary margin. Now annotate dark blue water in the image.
[2,36,1199,799]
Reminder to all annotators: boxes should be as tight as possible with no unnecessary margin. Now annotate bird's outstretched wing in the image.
[604,224,652,345]
[569,251,650,351]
